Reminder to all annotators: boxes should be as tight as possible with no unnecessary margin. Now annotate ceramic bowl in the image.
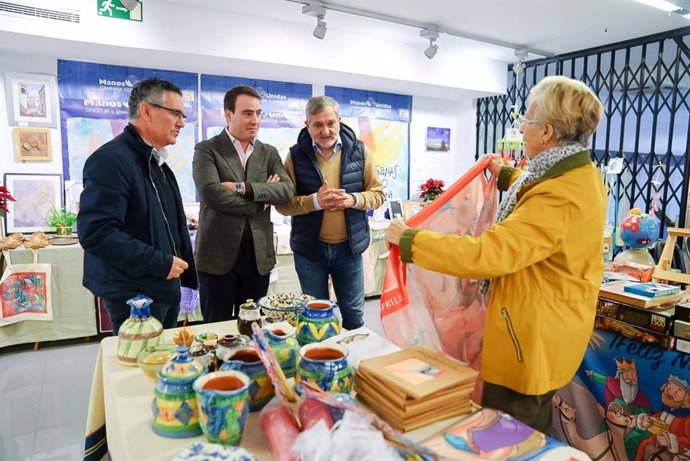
[258,293,315,326]
[136,344,178,380]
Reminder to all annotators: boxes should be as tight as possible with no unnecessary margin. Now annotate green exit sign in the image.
[97,0,142,22]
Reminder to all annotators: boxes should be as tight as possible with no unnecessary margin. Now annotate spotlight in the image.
[313,16,327,39]
[420,28,440,59]
[424,43,438,59]
[303,3,328,39]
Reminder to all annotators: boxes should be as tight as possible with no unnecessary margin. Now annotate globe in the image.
[619,209,658,249]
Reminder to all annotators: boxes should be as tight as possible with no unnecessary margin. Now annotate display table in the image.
[85,320,485,461]
[0,244,97,348]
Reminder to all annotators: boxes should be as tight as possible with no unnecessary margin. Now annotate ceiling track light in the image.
[420,28,439,59]
[303,3,328,39]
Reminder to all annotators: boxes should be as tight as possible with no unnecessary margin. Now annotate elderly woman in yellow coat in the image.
[386,75,606,433]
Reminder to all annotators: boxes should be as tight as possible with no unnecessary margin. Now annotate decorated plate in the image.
[258,292,314,310]
[172,442,257,461]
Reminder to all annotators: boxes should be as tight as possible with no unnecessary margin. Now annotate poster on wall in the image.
[57,60,199,203]
[200,75,311,159]
[325,86,412,201]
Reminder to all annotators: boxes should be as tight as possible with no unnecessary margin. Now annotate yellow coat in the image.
[399,151,606,395]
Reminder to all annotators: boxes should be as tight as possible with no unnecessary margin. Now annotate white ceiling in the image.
[163,0,690,60]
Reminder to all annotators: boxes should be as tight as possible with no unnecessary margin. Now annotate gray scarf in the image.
[495,143,586,222]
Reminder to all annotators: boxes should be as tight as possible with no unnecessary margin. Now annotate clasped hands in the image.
[317,180,355,211]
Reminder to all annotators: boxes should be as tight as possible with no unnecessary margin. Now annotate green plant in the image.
[47,207,77,228]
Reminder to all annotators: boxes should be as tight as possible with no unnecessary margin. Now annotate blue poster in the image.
[200,75,311,158]
[325,86,412,200]
[58,60,198,202]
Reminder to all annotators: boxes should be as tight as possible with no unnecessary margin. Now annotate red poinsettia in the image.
[419,178,445,202]
[0,185,16,218]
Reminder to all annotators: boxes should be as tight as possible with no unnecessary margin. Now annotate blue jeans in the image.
[293,242,364,330]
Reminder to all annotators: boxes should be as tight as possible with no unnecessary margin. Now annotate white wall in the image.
[409,97,476,199]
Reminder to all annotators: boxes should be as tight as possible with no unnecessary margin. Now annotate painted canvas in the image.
[426,127,451,151]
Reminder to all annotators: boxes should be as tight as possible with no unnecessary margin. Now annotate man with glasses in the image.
[78,78,197,334]
[193,85,293,323]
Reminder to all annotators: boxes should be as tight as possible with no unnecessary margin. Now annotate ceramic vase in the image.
[193,370,251,446]
[296,299,341,345]
[218,347,273,412]
[117,295,164,366]
[151,345,204,438]
[295,342,353,394]
[263,325,299,378]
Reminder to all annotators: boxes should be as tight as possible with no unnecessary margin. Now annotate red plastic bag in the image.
[380,157,496,376]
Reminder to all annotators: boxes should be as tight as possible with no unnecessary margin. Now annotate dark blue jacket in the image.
[289,123,370,260]
[77,124,198,304]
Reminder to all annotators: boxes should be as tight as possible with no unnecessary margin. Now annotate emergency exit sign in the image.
[97,0,142,22]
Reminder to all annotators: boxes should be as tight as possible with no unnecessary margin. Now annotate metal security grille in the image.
[476,26,690,239]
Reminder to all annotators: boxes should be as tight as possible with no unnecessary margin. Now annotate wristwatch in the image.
[233,182,245,195]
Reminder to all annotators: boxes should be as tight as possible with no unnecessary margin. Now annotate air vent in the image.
[0,1,79,23]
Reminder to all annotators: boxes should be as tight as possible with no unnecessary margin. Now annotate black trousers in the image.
[481,381,556,434]
[198,243,270,323]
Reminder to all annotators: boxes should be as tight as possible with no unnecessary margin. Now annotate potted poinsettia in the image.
[0,185,15,218]
[48,206,77,236]
[419,178,445,202]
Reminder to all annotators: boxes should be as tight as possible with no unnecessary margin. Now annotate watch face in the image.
[234,183,242,193]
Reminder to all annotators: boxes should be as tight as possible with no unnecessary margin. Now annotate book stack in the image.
[355,346,478,432]
[599,281,684,309]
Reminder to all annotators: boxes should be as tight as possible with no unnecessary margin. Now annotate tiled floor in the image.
[0,298,384,461]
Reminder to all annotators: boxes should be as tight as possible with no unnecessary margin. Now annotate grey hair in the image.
[305,95,340,121]
[128,78,183,120]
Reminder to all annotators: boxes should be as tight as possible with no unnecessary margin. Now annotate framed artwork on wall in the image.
[426,126,451,151]
[13,127,52,161]
[4,72,58,127]
[2,173,63,234]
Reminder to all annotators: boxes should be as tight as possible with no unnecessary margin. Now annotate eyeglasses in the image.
[516,115,541,129]
[148,102,186,120]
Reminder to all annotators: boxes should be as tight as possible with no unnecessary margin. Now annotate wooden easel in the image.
[653,227,690,286]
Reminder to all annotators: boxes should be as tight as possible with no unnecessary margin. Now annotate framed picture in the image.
[426,127,451,151]
[13,127,52,161]
[5,72,58,127]
[2,173,63,234]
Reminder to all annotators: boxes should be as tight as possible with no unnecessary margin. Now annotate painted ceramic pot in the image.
[296,299,341,345]
[263,325,299,378]
[189,344,217,372]
[193,370,251,446]
[117,295,163,366]
[151,345,204,438]
[215,334,252,362]
[295,342,353,394]
[218,347,274,412]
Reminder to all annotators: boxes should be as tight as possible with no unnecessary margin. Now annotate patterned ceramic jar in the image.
[117,295,163,366]
[263,325,299,378]
[295,342,353,394]
[215,334,252,362]
[151,345,204,438]
[193,370,251,446]
[296,299,341,345]
[218,347,273,412]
